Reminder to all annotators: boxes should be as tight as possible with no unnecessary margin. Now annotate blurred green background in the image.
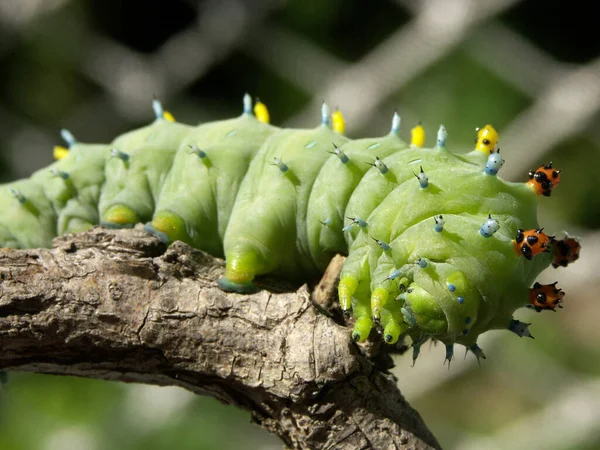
[0,0,598,449]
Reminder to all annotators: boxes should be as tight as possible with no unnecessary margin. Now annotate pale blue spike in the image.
[60,129,76,148]
[343,217,367,232]
[412,342,421,366]
[272,157,288,173]
[508,319,534,338]
[9,188,26,204]
[469,344,486,361]
[387,269,402,280]
[372,237,391,251]
[417,258,428,268]
[50,169,70,180]
[321,102,330,127]
[320,217,332,226]
[110,148,130,163]
[350,217,367,228]
[243,93,252,114]
[152,99,164,120]
[436,125,447,148]
[391,111,401,134]
[188,145,207,159]
[445,344,454,365]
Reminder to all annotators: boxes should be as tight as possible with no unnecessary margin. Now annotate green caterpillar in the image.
[0,95,580,364]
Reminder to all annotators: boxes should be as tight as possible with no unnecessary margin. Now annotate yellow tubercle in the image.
[331,108,345,134]
[474,124,498,154]
[53,146,69,160]
[254,100,270,124]
[163,111,176,123]
[411,123,425,148]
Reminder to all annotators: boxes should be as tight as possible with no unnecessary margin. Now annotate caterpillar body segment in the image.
[0,98,579,363]
[100,118,192,228]
[147,112,277,257]
[223,123,349,287]
[306,123,407,271]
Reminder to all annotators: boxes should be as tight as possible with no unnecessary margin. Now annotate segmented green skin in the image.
[0,109,551,355]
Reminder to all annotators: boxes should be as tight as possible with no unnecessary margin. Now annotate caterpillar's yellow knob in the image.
[254,99,270,124]
[411,123,425,148]
[331,108,345,134]
[53,146,69,160]
[162,111,176,123]
[474,124,498,154]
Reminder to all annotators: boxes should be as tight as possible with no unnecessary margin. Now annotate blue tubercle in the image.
[372,237,391,251]
[110,148,130,163]
[343,216,368,232]
[484,149,504,175]
[447,283,456,292]
[50,169,70,180]
[60,129,76,148]
[415,166,428,189]
[321,102,330,127]
[272,157,288,173]
[9,188,26,204]
[320,217,332,226]
[479,214,500,238]
[436,125,447,148]
[152,99,164,121]
[457,296,465,304]
[391,111,401,135]
[188,145,208,159]
[434,215,444,232]
[330,143,349,164]
[369,157,388,174]
[243,93,252,114]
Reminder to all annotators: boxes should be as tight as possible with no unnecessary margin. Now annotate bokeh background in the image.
[0,0,599,449]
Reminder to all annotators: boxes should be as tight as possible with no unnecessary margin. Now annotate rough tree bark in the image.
[0,226,441,450]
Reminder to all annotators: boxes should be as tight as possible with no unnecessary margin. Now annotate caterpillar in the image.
[0,94,581,364]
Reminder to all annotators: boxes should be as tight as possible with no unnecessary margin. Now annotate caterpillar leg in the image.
[220,247,265,293]
[145,210,190,244]
[101,204,141,228]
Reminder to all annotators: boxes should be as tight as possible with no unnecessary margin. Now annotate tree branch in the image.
[0,227,440,449]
